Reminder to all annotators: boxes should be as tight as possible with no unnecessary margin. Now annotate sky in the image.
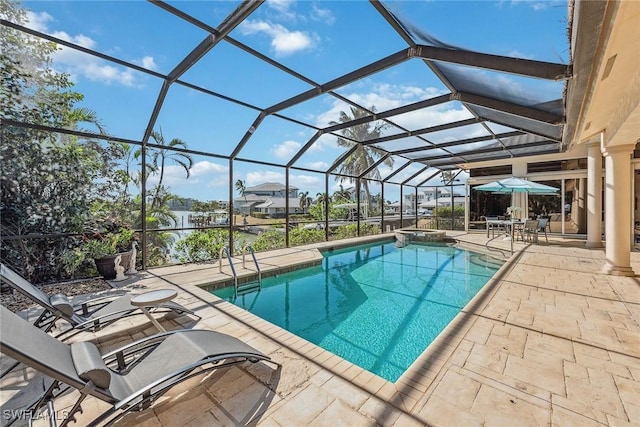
[17,0,569,204]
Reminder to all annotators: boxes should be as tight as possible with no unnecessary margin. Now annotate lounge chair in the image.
[0,263,198,341]
[0,305,280,427]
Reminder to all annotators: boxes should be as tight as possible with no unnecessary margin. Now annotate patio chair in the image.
[537,217,550,243]
[484,216,506,238]
[0,305,280,427]
[521,219,540,244]
[0,263,198,341]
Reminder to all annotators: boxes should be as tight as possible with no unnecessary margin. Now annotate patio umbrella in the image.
[474,177,559,194]
[475,177,559,221]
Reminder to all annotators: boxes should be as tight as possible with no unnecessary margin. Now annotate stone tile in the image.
[391,412,429,427]
[551,405,604,427]
[470,384,549,426]
[505,349,565,395]
[465,341,508,374]
[431,370,481,411]
[322,376,369,409]
[308,399,373,427]
[565,369,626,420]
[155,386,217,425]
[418,394,484,427]
[359,396,402,425]
[270,384,333,426]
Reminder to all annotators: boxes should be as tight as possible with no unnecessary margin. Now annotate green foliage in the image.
[433,205,465,217]
[174,229,245,263]
[329,107,393,208]
[192,200,222,212]
[0,0,126,282]
[60,228,136,278]
[332,223,380,240]
[252,230,285,252]
[289,228,325,246]
[252,212,269,219]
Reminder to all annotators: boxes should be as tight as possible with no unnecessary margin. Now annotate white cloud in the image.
[266,0,295,14]
[292,174,321,187]
[306,161,329,170]
[246,170,284,186]
[270,140,302,159]
[240,19,317,56]
[147,161,229,191]
[24,11,154,87]
[190,161,228,177]
[311,4,335,25]
[138,56,158,71]
[24,10,53,32]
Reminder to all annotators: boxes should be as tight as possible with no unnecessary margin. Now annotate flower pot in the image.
[94,251,131,280]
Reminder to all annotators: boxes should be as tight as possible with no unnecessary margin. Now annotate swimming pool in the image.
[213,240,502,382]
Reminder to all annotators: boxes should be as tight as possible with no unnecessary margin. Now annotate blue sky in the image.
[19,0,569,203]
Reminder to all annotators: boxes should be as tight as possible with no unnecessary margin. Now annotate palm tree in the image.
[315,192,329,219]
[235,179,247,217]
[299,191,312,214]
[147,128,193,208]
[235,179,246,199]
[329,106,393,209]
[332,184,351,202]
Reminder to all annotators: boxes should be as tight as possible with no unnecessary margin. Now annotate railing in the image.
[218,246,238,292]
[242,244,262,285]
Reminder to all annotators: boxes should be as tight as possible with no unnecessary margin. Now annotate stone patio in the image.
[1,232,639,426]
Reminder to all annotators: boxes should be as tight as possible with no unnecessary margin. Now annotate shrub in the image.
[290,228,325,246]
[174,229,246,263]
[252,230,285,252]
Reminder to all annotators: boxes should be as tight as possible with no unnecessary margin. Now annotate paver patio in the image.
[1,232,639,426]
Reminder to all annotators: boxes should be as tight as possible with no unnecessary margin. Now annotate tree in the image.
[329,106,394,209]
[332,184,351,202]
[315,192,329,219]
[1,0,124,281]
[146,128,193,209]
[235,179,247,215]
[299,191,312,214]
[235,179,246,200]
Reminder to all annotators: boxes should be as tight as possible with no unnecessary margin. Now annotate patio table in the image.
[486,219,526,244]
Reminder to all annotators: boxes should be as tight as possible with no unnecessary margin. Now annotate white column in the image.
[585,140,603,248]
[513,161,527,218]
[601,144,636,276]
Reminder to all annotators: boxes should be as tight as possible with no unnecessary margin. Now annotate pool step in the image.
[469,254,504,269]
[236,281,261,296]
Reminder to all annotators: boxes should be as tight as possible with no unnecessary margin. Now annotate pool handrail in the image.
[218,246,238,292]
[242,244,262,285]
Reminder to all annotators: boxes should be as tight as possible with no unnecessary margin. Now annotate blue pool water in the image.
[213,241,502,382]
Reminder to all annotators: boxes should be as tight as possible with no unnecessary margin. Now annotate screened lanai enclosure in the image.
[0,0,571,282]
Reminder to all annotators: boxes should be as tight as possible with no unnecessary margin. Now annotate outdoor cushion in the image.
[70,341,111,389]
[49,293,74,317]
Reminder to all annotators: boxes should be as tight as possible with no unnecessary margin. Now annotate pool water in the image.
[213,241,502,382]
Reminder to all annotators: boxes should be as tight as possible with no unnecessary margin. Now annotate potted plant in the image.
[62,228,136,280]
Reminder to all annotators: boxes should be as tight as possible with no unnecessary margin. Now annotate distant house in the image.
[234,182,300,217]
[253,197,304,218]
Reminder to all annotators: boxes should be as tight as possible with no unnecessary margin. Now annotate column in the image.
[585,140,603,248]
[601,144,636,276]
[513,161,527,218]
